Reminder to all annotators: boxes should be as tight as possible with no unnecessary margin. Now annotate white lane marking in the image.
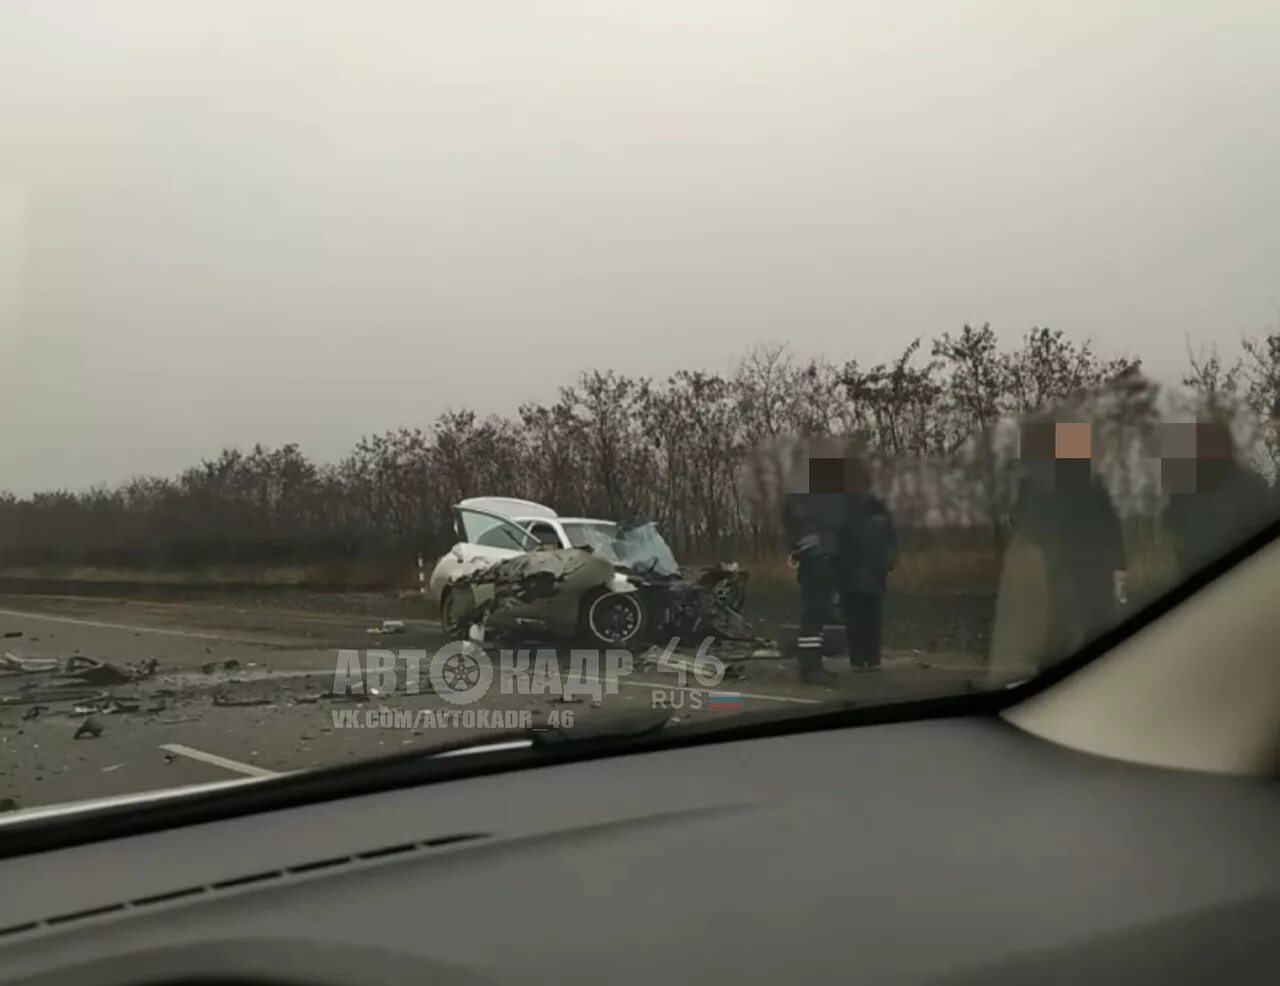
[0,607,251,642]
[160,743,280,778]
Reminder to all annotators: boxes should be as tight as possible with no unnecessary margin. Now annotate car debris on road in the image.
[211,692,273,707]
[73,716,104,740]
[1,653,59,674]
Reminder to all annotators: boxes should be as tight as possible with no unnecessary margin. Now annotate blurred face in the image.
[1054,422,1092,459]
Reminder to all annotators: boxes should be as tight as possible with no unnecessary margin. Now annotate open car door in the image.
[445,505,543,609]
[453,505,541,557]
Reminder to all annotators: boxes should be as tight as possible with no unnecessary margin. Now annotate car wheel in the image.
[581,590,645,646]
[439,588,459,636]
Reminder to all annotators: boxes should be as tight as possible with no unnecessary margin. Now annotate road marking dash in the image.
[0,607,255,642]
[160,743,280,778]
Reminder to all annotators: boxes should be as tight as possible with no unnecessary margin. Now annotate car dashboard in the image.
[0,717,1277,985]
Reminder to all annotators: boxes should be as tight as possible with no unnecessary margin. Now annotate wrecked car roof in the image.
[517,516,615,526]
[458,497,556,520]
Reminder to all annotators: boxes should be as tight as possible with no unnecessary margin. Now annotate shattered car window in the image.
[560,522,618,550]
[4,2,1280,820]
[611,523,681,578]
[571,521,679,576]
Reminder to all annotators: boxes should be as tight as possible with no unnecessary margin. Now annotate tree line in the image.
[2,325,1277,575]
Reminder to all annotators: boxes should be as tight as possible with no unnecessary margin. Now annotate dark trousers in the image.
[842,590,884,668]
[796,554,833,669]
[1047,574,1116,661]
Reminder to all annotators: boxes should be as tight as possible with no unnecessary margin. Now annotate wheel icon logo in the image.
[429,641,493,705]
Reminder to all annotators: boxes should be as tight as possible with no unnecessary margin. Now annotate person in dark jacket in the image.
[1008,420,1127,661]
[833,457,897,671]
[1161,420,1271,577]
[784,452,846,684]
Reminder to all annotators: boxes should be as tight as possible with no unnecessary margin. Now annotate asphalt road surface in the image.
[0,594,1019,813]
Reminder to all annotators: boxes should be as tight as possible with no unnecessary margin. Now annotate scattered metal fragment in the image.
[1,652,59,674]
[2,687,109,708]
[2,631,22,639]
[23,706,45,721]
[101,763,123,773]
[201,659,240,674]
[212,693,272,707]
[62,657,134,686]
[74,716,104,739]
[158,716,200,725]
[324,687,369,703]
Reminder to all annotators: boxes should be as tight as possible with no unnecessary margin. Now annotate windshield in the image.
[573,521,681,577]
[3,2,1279,821]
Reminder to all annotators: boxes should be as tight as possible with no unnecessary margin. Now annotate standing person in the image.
[1162,420,1271,576]
[835,457,897,671]
[784,448,846,685]
[991,419,1127,669]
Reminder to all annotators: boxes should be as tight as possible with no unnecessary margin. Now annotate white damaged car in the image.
[427,498,649,645]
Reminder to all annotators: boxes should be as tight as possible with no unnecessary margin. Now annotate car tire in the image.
[580,589,645,647]
[439,588,458,636]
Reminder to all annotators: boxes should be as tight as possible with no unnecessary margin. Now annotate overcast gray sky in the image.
[2,0,1278,494]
